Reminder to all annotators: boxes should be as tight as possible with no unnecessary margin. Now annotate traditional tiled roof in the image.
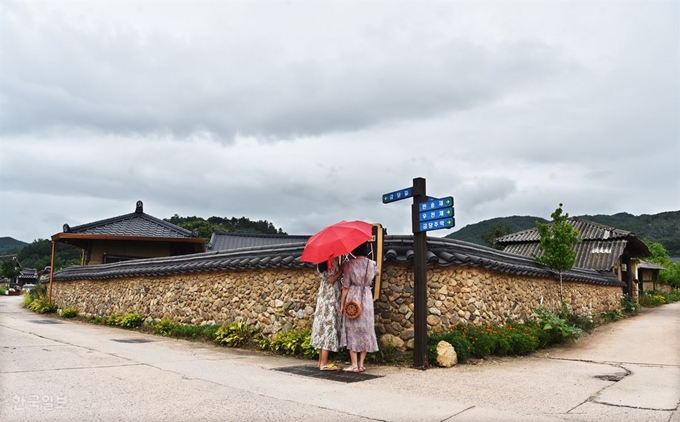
[208,231,310,251]
[52,235,624,287]
[62,201,195,238]
[495,217,650,270]
[637,260,666,270]
[18,268,38,280]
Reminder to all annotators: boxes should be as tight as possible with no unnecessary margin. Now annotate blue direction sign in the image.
[417,217,455,233]
[418,196,453,212]
[419,207,454,222]
[382,187,413,204]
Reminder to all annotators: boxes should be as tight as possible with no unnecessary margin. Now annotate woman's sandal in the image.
[342,365,359,372]
[358,366,365,372]
[320,363,339,371]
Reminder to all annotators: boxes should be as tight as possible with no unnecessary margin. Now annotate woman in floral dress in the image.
[340,242,379,372]
[310,259,342,370]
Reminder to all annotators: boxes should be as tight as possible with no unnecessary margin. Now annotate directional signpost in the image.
[382,188,412,204]
[382,178,455,369]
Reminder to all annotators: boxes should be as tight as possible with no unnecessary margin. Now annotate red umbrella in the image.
[300,220,373,264]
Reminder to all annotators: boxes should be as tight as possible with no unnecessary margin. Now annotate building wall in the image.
[51,262,623,346]
[87,240,175,265]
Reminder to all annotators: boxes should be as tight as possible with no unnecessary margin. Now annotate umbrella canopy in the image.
[300,220,373,264]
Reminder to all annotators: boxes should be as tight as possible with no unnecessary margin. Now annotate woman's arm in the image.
[340,287,349,315]
[329,269,342,284]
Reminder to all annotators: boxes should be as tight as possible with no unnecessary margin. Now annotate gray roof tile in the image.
[208,231,310,250]
[64,208,194,239]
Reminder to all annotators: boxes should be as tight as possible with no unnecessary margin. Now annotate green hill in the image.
[446,211,680,255]
[0,237,28,254]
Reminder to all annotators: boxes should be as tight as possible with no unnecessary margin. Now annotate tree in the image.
[534,204,580,304]
[480,223,512,250]
[0,257,22,281]
[646,241,680,288]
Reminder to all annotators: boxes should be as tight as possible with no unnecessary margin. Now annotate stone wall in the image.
[51,262,623,346]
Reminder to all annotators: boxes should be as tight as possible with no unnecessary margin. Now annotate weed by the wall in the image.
[60,307,79,318]
[214,322,253,347]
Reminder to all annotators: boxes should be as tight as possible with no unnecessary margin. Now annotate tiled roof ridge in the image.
[212,230,311,239]
[52,235,623,287]
[67,212,193,237]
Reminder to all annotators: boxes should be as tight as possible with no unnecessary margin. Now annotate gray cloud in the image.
[1,1,678,244]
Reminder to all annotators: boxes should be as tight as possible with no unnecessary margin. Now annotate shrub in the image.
[27,297,58,314]
[639,293,665,307]
[119,313,144,328]
[214,322,254,347]
[427,328,472,362]
[597,311,624,324]
[61,307,79,318]
[620,294,639,315]
[151,319,176,336]
[269,329,316,358]
[533,307,582,346]
[0,286,7,295]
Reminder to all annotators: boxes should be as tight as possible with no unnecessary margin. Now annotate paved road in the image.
[1,295,678,421]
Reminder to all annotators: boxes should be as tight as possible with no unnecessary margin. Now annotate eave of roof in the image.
[52,235,624,287]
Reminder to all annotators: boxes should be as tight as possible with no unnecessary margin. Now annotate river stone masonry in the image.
[52,262,623,349]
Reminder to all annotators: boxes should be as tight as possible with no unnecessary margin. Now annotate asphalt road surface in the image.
[1,295,678,422]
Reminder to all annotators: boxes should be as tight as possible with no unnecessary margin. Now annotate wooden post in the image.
[48,240,56,303]
[411,177,429,369]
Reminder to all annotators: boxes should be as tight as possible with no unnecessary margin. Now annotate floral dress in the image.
[340,257,379,353]
[310,264,342,352]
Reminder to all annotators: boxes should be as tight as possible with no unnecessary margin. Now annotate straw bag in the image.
[343,300,362,320]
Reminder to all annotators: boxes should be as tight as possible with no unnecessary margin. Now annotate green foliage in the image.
[15,239,82,271]
[597,310,624,324]
[22,283,57,314]
[268,329,316,358]
[60,307,79,318]
[480,223,513,250]
[0,286,6,295]
[103,313,144,328]
[639,292,666,307]
[149,319,220,340]
[214,322,254,347]
[534,204,580,273]
[119,313,144,328]
[365,345,412,366]
[165,215,287,240]
[620,294,639,315]
[645,241,680,288]
[0,257,21,279]
[0,237,29,254]
[534,204,580,303]
[428,321,549,364]
[533,307,583,345]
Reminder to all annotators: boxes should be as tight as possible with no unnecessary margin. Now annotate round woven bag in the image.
[343,300,362,320]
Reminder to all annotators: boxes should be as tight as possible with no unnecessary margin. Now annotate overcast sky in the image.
[1,0,678,243]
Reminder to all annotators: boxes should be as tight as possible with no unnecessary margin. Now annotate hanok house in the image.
[50,201,205,267]
[495,217,652,297]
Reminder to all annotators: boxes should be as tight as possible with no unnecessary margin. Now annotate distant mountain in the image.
[445,211,680,256]
[0,237,28,254]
